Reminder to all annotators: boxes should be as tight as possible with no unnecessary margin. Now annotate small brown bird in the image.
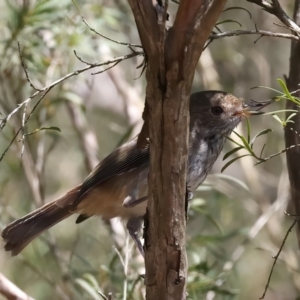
[1,91,261,256]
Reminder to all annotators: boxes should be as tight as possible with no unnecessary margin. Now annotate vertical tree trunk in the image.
[126,1,227,299]
[284,0,300,244]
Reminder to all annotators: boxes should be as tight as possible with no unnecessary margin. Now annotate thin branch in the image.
[20,102,29,161]
[98,291,113,300]
[73,50,94,65]
[18,42,42,91]
[221,170,289,274]
[81,15,142,48]
[210,29,299,42]
[259,215,299,299]
[271,0,300,35]
[247,0,300,36]
[0,51,143,134]
[92,61,121,75]
[0,89,51,163]
[255,128,300,164]
[0,272,35,300]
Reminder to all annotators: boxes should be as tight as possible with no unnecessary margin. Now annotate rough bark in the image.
[284,0,300,245]
[126,1,227,299]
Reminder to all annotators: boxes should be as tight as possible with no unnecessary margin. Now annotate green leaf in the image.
[225,135,244,147]
[250,129,272,147]
[24,126,61,136]
[75,278,102,300]
[272,114,284,125]
[239,135,255,156]
[250,85,283,94]
[232,130,243,139]
[221,154,251,172]
[277,78,300,105]
[263,109,298,115]
[277,78,293,100]
[286,112,297,122]
[223,146,244,160]
[246,118,251,143]
[259,144,266,159]
[83,273,101,290]
[213,173,250,192]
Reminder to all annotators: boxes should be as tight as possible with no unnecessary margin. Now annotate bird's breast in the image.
[187,137,225,192]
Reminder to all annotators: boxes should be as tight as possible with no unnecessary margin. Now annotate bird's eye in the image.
[210,106,224,116]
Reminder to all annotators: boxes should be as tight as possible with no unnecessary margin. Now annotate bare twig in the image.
[222,170,289,273]
[0,89,51,163]
[18,42,41,91]
[246,0,274,13]
[210,29,299,42]
[0,51,143,133]
[255,128,300,164]
[98,291,113,300]
[247,0,300,36]
[0,272,35,300]
[81,15,142,48]
[260,214,299,299]
[20,102,29,161]
[271,0,300,35]
[92,61,120,75]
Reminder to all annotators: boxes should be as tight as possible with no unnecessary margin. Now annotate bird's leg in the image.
[122,172,148,207]
[126,217,144,257]
[186,185,194,200]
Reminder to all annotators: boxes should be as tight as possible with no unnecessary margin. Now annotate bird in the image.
[1,90,262,256]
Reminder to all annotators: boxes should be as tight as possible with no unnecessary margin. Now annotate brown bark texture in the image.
[285,0,300,245]
[126,1,227,299]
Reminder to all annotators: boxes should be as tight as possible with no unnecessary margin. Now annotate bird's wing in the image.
[74,136,149,205]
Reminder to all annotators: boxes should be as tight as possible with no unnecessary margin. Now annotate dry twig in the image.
[260,213,299,299]
[0,272,35,300]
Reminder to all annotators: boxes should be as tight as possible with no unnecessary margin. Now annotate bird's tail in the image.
[1,186,81,256]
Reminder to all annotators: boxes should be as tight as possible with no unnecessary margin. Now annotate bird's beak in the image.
[234,110,264,117]
[233,104,265,117]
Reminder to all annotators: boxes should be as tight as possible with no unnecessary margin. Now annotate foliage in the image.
[0,0,300,300]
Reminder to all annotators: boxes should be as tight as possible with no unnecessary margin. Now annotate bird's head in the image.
[190,91,262,136]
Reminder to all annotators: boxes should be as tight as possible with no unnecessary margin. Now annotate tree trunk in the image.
[284,0,300,245]
[126,1,227,299]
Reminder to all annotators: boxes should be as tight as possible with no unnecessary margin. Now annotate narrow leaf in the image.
[225,135,244,147]
[277,78,300,105]
[239,135,255,156]
[75,279,101,300]
[272,114,283,125]
[260,144,266,158]
[250,129,272,147]
[213,173,250,192]
[221,154,251,172]
[223,146,244,160]
[246,118,251,143]
[263,109,298,115]
[24,126,61,136]
[250,85,283,94]
[286,112,297,122]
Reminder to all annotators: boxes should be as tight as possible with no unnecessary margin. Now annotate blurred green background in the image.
[0,0,299,299]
